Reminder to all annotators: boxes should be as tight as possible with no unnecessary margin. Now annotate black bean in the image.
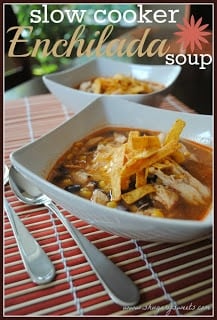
[52,175,66,184]
[88,146,97,152]
[147,174,157,184]
[136,195,152,209]
[65,184,81,193]
[58,165,69,175]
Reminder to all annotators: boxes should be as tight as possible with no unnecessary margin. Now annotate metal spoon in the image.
[3,164,55,284]
[9,165,140,306]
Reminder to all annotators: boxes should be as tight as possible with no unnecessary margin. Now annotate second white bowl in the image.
[43,57,181,113]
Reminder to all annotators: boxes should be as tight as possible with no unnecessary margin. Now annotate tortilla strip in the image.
[110,144,126,201]
[164,119,185,145]
[90,74,161,94]
[92,78,101,94]
[136,168,148,188]
[125,131,140,154]
[121,140,178,178]
[122,184,155,204]
[131,135,161,151]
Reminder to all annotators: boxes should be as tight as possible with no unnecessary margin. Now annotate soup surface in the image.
[47,121,212,221]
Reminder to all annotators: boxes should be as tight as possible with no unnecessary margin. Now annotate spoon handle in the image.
[46,201,140,306]
[4,198,55,284]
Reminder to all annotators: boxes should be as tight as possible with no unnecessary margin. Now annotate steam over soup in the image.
[47,119,212,221]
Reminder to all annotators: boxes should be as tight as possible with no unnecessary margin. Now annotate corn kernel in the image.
[98,180,106,189]
[106,201,117,208]
[79,187,92,199]
[60,178,72,188]
[78,155,87,161]
[150,208,164,218]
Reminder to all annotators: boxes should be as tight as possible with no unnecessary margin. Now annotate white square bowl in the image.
[10,96,213,243]
[43,57,181,113]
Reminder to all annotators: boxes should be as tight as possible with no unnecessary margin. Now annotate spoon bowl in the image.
[9,167,50,205]
[9,166,140,306]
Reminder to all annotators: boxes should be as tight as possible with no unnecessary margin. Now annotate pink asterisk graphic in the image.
[174,15,211,53]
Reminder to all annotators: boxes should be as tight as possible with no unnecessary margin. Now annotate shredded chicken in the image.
[171,161,210,198]
[113,132,127,144]
[149,161,210,205]
[72,170,89,185]
[91,189,109,205]
[85,136,103,149]
[153,184,178,210]
[79,80,92,92]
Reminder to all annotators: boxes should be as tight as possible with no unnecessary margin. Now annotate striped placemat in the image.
[4,94,212,316]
